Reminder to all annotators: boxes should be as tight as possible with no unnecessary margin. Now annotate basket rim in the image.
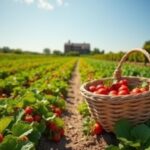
[80,76,150,101]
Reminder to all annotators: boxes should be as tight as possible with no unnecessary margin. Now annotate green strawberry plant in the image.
[106,119,150,150]
[0,57,77,149]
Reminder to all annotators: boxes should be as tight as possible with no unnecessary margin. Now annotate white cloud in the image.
[15,0,34,4]
[24,0,34,4]
[57,0,64,6]
[14,0,69,11]
[38,0,54,11]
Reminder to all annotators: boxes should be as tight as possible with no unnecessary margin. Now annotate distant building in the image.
[64,40,91,54]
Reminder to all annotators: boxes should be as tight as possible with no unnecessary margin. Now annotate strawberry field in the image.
[0,55,77,149]
[0,54,150,150]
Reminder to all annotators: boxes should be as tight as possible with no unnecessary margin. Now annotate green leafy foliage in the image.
[0,56,77,149]
[114,119,132,140]
[0,116,13,133]
[53,117,64,129]
[12,121,33,137]
[0,135,35,150]
[107,119,150,150]
[77,101,90,117]
[82,117,94,135]
[79,58,150,82]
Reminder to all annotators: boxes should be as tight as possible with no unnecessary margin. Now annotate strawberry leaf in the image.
[0,116,13,133]
[131,124,150,144]
[12,121,33,137]
[114,119,132,140]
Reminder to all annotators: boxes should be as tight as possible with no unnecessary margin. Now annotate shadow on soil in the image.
[102,131,117,145]
[37,136,72,150]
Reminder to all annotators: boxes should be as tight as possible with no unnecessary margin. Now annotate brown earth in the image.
[37,61,116,150]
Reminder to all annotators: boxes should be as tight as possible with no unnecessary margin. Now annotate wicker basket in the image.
[80,48,150,132]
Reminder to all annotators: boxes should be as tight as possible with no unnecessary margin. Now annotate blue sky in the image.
[0,0,150,53]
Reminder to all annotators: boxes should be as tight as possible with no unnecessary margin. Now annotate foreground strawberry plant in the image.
[0,91,66,149]
[106,119,150,150]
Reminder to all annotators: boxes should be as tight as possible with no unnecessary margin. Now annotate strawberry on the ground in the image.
[92,123,103,135]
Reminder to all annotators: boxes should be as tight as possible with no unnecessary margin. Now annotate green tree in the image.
[143,41,150,65]
[91,48,100,54]
[2,47,10,53]
[43,48,51,55]
[53,50,62,55]
[13,49,22,54]
[143,41,150,53]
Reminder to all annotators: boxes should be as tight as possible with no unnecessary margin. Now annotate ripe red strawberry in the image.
[131,88,141,94]
[118,90,129,95]
[24,106,33,115]
[24,115,34,123]
[97,88,108,95]
[119,79,128,86]
[89,86,96,92]
[0,133,4,143]
[34,115,41,122]
[110,83,121,91]
[92,123,103,135]
[96,84,104,90]
[48,122,58,131]
[119,85,129,91]
[54,108,62,117]
[140,87,148,93]
[109,90,118,96]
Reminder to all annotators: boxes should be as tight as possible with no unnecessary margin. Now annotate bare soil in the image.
[37,61,116,150]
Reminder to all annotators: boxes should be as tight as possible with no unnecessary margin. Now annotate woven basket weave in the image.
[80,48,150,132]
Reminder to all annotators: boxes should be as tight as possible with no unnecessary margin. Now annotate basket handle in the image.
[113,48,150,79]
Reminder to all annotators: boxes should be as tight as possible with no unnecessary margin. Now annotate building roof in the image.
[65,41,90,47]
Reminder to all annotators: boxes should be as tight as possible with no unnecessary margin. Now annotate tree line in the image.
[0,47,62,55]
[92,41,150,63]
[0,40,150,60]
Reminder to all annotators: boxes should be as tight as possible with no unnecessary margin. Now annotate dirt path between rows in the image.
[38,61,115,150]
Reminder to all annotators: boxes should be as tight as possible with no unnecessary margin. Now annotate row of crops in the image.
[0,55,57,79]
[79,58,150,82]
[0,56,77,149]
